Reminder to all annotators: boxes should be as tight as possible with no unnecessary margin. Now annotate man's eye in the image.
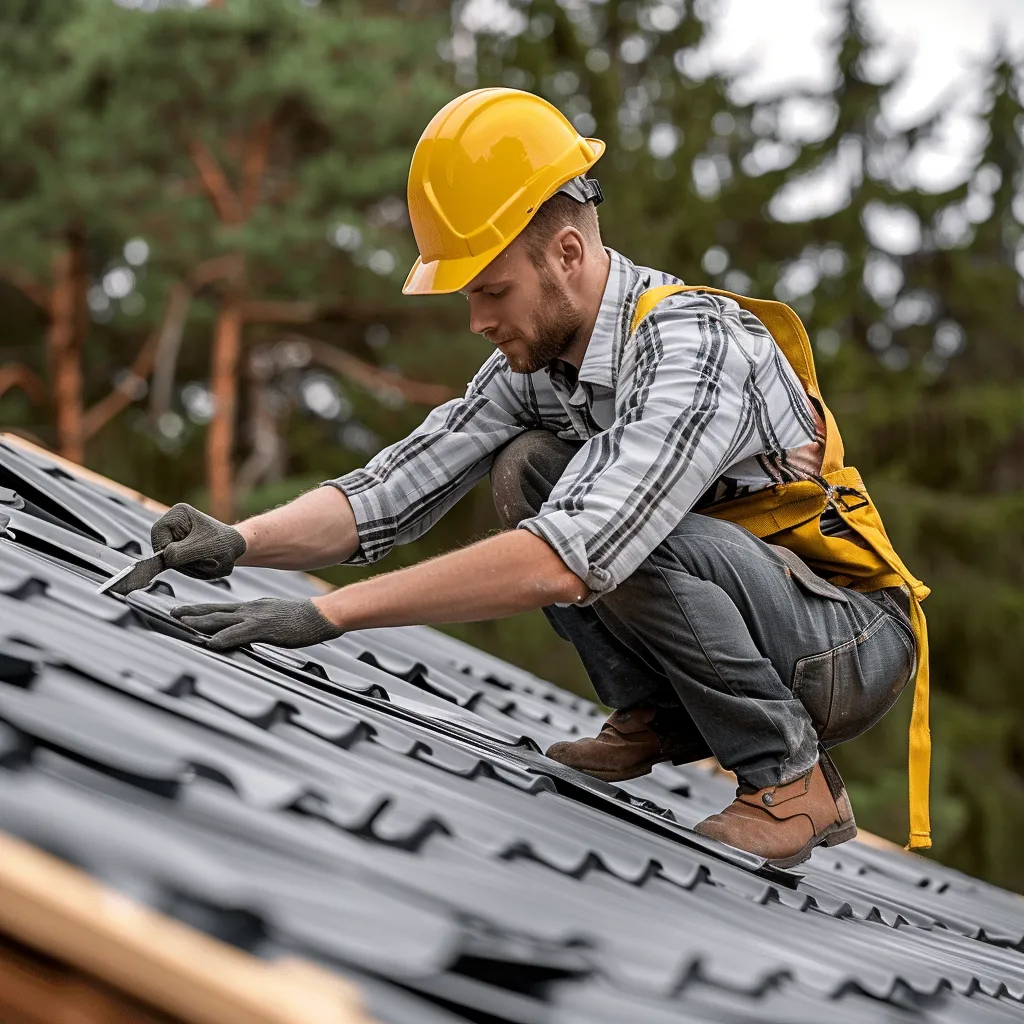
[485,288,507,298]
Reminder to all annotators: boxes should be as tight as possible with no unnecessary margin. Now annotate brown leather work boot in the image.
[693,750,857,868]
[545,705,698,782]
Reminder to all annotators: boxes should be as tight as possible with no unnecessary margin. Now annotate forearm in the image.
[312,529,589,630]
[235,486,360,570]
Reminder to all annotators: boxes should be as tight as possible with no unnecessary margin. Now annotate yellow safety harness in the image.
[631,285,932,850]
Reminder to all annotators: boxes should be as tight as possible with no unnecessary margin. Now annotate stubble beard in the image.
[503,268,585,375]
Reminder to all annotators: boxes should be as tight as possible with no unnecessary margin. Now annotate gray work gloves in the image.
[172,597,343,651]
[156,503,342,651]
[151,503,247,579]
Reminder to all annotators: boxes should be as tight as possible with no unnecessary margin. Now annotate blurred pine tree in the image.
[831,48,1024,883]
[1,0,453,513]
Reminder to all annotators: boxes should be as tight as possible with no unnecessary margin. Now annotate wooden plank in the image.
[0,832,372,1024]
[0,936,173,1024]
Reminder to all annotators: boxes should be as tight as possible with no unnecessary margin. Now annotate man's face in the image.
[461,235,585,374]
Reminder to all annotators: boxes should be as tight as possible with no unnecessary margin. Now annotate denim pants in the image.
[492,431,917,789]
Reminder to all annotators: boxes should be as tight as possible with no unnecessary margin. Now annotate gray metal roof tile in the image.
[2,444,1024,1023]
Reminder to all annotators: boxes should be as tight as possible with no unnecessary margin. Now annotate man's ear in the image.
[552,226,585,276]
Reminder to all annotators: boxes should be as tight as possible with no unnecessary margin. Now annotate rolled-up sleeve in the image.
[324,353,528,564]
[518,305,760,602]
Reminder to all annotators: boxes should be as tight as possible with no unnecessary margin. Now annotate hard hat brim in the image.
[403,135,607,296]
[402,244,508,296]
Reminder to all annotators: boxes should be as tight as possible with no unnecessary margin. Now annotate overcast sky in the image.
[463,0,1023,191]
[703,0,1024,187]
[706,0,1023,118]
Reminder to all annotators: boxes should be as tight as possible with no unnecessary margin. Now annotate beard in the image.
[498,266,586,374]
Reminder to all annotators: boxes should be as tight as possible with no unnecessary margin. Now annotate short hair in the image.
[518,193,601,266]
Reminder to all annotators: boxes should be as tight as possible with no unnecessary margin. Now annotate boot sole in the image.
[573,763,659,783]
[766,819,858,869]
[570,754,693,784]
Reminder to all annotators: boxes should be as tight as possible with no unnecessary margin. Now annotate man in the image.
[162,88,926,867]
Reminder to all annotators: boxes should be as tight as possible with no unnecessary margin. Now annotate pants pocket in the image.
[792,612,916,746]
[770,544,850,603]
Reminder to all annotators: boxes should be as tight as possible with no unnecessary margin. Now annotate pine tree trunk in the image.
[46,231,87,464]
[206,286,243,523]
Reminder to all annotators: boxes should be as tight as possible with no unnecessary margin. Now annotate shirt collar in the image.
[575,248,636,391]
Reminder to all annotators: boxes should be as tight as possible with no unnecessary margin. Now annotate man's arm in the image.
[311,529,588,629]
[172,526,589,650]
[328,353,528,566]
[153,351,529,577]
[235,486,359,570]
[149,486,360,578]
[247,350,528,570]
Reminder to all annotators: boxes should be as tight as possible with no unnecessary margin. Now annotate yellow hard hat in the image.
[403,88,606,296]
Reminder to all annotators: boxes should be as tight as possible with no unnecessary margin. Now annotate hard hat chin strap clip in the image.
[557,175,604,207]
[583,177,604,206]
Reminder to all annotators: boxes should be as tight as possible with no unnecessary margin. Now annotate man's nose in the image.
[468,297,499,338]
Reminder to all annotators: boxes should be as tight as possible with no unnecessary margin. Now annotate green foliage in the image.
[56,0,448,280]
[2,0,1023,887]
[0,0,452,424]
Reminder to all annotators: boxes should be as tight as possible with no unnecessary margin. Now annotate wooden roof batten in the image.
[0,831,374,1024]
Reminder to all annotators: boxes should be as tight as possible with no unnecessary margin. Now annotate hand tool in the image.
[96,552,166,596]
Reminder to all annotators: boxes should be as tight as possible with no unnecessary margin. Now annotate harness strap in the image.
[631,283,932,850]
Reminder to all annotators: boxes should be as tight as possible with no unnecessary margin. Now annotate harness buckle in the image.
[828,485,869,513]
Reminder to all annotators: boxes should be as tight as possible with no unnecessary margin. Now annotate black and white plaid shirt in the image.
[327,249,823,602]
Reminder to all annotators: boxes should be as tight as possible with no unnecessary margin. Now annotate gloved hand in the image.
[151,503,247,579]
[171,597,343,651]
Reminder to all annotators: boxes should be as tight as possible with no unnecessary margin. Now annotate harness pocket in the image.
[792,612,915,746]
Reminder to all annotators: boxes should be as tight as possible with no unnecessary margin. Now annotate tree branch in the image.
[82,279,195,440]
[146,281,196,421]
[235,348,286,497]
[287,334,457,406]
[240,119,272,216]
[245,297,466,330]
[317,300,466,329]
[187,138,243,225]
[0,270,51,313]
[81,339,159,442]
[241,299,319,324]
[207,289,245,522]
[0,364,48,406]
[192,252,245,289]
[145,254,244,420]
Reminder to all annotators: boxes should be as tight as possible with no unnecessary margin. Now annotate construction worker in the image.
[164,89,931,867]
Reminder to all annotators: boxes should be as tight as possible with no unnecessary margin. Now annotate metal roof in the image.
[1,434,1023,1024]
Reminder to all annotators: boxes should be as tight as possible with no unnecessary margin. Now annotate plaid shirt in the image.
[327,249,823,603]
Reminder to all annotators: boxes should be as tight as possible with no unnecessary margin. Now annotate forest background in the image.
[2,0,1022,888]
